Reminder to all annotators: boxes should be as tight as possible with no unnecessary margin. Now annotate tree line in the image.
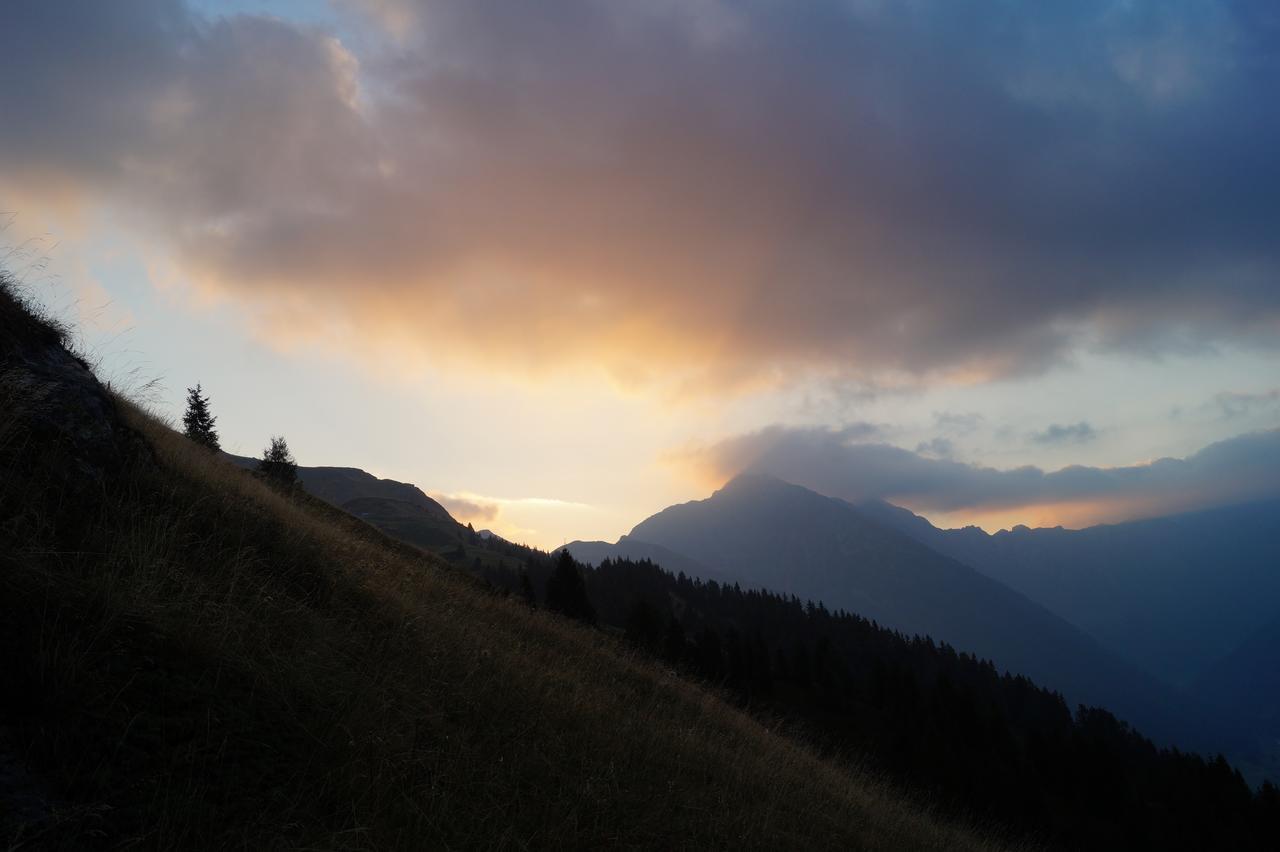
[182,384,297,487]
[486,548,1280,851]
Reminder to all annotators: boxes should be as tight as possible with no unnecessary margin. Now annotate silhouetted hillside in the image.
[227,454,454,520]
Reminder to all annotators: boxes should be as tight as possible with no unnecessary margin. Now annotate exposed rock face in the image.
[0,282,149,535]
[1,282,155,831]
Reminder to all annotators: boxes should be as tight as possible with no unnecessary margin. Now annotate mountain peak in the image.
[713,471,805,500]
[623,477,1202,750]
[717,470,786,490]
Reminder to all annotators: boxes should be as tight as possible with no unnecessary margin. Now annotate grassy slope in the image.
[1,366,1011,850]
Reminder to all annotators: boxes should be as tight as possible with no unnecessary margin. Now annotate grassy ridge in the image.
[0,339,1010,850]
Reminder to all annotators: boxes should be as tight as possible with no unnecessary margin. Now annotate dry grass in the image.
[2,394,1020,851]
[0,272,69,353]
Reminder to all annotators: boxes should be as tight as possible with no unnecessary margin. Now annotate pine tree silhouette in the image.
[520,569,537,608]
[624,599,662,651]
[661,617,687,664]
[182,384,220,451]
[258,435,298,487]
[544,549,595,624]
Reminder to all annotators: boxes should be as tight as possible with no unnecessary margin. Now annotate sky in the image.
[3,0,1279,549]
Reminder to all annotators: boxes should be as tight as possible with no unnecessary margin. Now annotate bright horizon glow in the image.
[5,200,1280,550]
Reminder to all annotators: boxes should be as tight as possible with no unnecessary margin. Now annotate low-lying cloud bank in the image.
[4,0,1280,388]
[433,493,500,523]
[682,425,1280,527]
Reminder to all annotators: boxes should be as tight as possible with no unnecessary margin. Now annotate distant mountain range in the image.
[856,497,1280,689]
[564,473,1275,759]
[229,455,1274,767]
[848,494,1280,781]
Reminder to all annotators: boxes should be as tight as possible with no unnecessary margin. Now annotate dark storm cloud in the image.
[685,424,1280,522]
[3,0,1280,385]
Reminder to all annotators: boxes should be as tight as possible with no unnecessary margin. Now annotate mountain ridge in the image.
[226,453,454,521]
[612,472,1233,754]
[855,494,1280,688]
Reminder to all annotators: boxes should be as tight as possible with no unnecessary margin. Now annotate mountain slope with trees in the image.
[616,474,1222,755]
[291,458,1279,847]
[856,495,1280,783]
[575,554,1280,850]
[250,453,1277,847]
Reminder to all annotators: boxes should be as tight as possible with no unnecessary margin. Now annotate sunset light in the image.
[4,2,1279,848]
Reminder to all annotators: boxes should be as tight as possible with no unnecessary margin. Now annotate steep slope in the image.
[226,455,538,577]
[0,281,996,850]
[625,474,1222,752]
[857,497,1280,688]
[1192,614,1280,732]
[338,495,466,550]
[1190,614,1280,782]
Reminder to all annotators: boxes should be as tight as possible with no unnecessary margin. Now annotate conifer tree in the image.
[544,549,595,624]
[519,568,537,608]
[662,617,687,664]
[258,435,298,487]
[624,599,661,650]
[182,384,220,451]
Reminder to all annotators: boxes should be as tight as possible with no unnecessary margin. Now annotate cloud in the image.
[4,1,1280,389]
[1031,421,1098,445]
[680,424,1280,526]
[434,490,595,523]
[834,421,889,442]
[433,492,500,522]
[934,412,985,436]
[915,437,955,459]
[339,0,419,40]
[1213,388,1280,419]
